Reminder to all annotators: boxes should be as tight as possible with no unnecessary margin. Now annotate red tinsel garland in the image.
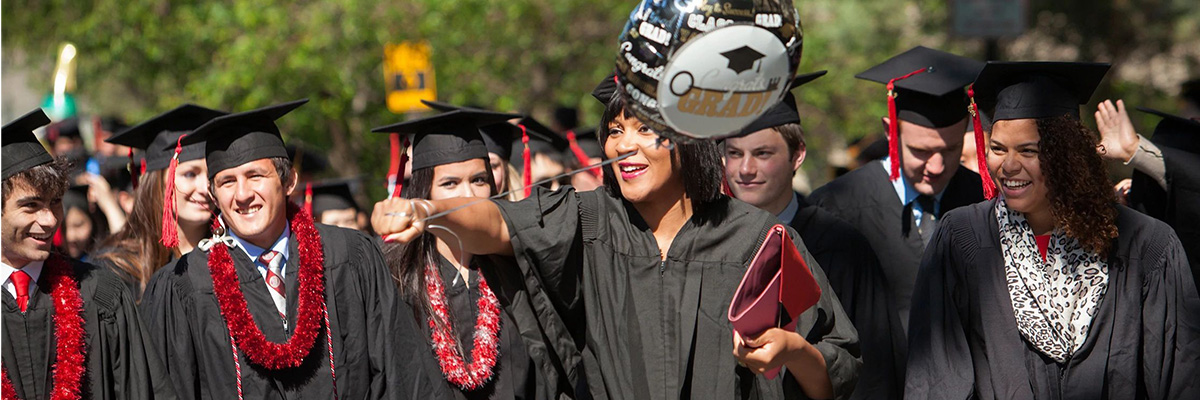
[425,264,501,390]
[1,255,87,400]
[208,203,327,369]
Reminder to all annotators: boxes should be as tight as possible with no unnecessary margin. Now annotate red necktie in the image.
[11,270,31,312]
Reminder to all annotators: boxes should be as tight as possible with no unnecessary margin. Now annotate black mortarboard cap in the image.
[572,128,604,159]
[286,143,331,175]
[63,185,89,212]
[734,71,828,137]
[420,100,518,161]
[307,180,360,214]
[372,108,521,171]
[511,116,572,172]
[47,117,82,140]
[183,99,308,177]
[516,116,568,154]
[107,104,226,172]
[856,46,984,128]
[3,109,54,180]
[972,61,1110,123]
[1182,78,1200,107]
[592,73,619,105]
[554,107,578,130]
[1137,107,1200,155]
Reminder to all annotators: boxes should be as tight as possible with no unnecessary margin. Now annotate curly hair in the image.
[2,158,72,205]
[1036,115,1118,256]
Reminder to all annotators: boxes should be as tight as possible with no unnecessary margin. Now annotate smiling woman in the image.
[90,104,224,299]
[372,87,862,400]
[906,61,1200,399]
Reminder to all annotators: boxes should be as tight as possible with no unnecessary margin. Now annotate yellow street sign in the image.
[384,41,437,113]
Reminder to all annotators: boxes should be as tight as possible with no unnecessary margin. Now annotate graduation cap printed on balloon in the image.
[106,104,226,189]
[968,61,1111,199]
[2,109,54,180]
[856,46,984,181]
[371,108,522,197]
[1136,107,1200,155]
[733,70,827,137]
[615,0,803,141]
[172,99,308,247]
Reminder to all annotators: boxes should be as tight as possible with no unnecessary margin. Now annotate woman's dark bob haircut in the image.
[597,91,725,209]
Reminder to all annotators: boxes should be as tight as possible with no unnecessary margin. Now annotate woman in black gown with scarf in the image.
[905,61,1200,399]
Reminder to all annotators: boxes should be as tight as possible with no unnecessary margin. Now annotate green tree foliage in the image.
[5,0,1198,194]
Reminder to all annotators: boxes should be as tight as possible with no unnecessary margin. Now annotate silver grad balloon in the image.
[615,0,803,142]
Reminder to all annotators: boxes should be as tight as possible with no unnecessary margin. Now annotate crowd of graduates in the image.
[3,12,1200,400]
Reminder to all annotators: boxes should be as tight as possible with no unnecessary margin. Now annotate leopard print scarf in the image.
[995,199,1108,363]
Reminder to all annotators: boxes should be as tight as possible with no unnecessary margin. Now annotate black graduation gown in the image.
[1129,145,1200,291]
[2,256,176,399]
[809,162,983,337]
[86,254,144,302]
[140,223,437,399]
[413,255,537,400]
[789,196,903,400]
[495,187,861,400]
[905,200,1200,399]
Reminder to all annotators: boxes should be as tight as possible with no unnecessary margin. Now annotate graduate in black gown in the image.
[2,109,175,399]
[372,107,548,400]
[373,89,861,400]
[723,71,904,400]
[1094,101,1200,291]
[139,100,435,399]
[808,48,985,371]
[90,104,225,299]
[905,61,1200,399]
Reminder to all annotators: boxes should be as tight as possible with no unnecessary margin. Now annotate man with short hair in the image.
[2,109,175,399]
[140,100,434,399]
[724,71,903,400]
[809,49,985,394]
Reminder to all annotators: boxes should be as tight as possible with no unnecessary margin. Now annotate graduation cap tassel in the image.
[304,183,314,215]
[967,85,997,199]
[387,134,410,198]
[520,124,532,198]
[128,147,140,190]
[885,67,931,181]
[566,130,600,178]
[160,136,185,248]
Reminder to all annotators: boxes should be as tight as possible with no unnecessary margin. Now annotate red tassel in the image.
[53,225,64,248]
[128,148,140,190]
[388,134,401,196]
[885,67,931,181]
[304,183,314,215]
[160,135,184,248]
[566,130,599,178]
[967,85,997,199]
[520,124,532,198]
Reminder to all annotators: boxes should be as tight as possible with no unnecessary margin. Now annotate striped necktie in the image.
[258,250,287,327]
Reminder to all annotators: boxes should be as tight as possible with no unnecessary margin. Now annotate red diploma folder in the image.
[727,224,822,379]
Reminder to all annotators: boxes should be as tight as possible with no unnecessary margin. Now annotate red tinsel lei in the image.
[208,203,326,369]
[425,264,501,390]
[1,255,87,400]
